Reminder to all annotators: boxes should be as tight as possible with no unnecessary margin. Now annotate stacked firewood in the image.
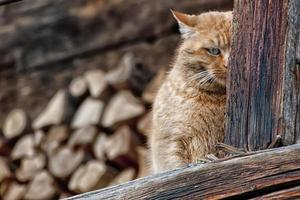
[0,53,165,199]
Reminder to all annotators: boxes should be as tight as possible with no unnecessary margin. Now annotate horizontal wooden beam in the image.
[66,144,300,200]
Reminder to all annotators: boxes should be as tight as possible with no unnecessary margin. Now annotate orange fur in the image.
[150,11,232,172]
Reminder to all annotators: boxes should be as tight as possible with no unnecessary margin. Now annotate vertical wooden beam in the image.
[284,0,300,144]
[225,0,300,151]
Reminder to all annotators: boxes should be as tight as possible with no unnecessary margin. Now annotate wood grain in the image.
[282,0,300,145]
[225,0,300,150]
[65,144,300,200]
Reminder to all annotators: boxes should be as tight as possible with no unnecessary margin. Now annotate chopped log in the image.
[137,112,152,136]
[106,53,155,95]
[136,146,150,178]
[142,68,166,104]
[102,91,145,128]
[84,70,111,100]
[71,98,104,129]
[68,125,97,147]
[225,0,300,150]
[11,135,35,160]
[16,153,46,182]
[41,125,69,155]
[32,90,73,129]
[66,144,300,200]
[93,133,108,161]
[0,158,11,183]
[105,53,136,90]
[33,130,45,147]
[24,171,56,200]
[49,146,84,178]
[69,76,88,99]
[3,109,29,139]
[108,168,136,187]
[68,160,116,193]
[105,126,138,167]
[2,182,27,200]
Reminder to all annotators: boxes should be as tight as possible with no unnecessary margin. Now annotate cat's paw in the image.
[215,142,246,157]
[195,154,219,165]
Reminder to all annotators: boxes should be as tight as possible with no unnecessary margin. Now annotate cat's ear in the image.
[171,10,196,39]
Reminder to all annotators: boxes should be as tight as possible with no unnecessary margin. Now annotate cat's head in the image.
[172,10,232,91]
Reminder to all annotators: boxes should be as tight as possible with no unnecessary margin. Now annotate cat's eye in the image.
[206,48,221,56]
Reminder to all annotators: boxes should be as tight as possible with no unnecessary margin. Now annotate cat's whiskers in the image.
[186,71,208,86]
[197,73,214,87]
[186,70,218,88]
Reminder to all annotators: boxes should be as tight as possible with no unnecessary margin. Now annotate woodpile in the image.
[0,54,165,199]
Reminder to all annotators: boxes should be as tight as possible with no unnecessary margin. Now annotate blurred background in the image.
[0,0,232,199]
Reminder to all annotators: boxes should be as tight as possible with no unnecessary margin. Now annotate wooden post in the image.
[225,0,300,151]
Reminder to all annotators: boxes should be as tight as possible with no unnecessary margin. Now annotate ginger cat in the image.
[150,10,232,172]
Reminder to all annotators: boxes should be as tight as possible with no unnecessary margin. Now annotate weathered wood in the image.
[65,144,300,200]
[84,70,110,100]
[102,91,145,128]
[24,170,57,200]
[71,98,104,129]
[225,0,300,150]
[69,76,88,99]
[41,125,69,155]
[108,168,136,187]
[49,147,84,178]
[16,153,46,182]
[106,53,155,95]
[68,125,97,148]
[105,126,138,167]
[33,130,44,147]
[68,160,116,193]
[287,1,300,143]
[11,134,35,160]
[105,53,136,90]
[93,133,108,161]
[32,89,74,129]
[2,182,26,200]
[3,109,29,139]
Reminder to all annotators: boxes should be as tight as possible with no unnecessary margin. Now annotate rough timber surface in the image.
[66,144,300,200]
[225,0,300,150]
